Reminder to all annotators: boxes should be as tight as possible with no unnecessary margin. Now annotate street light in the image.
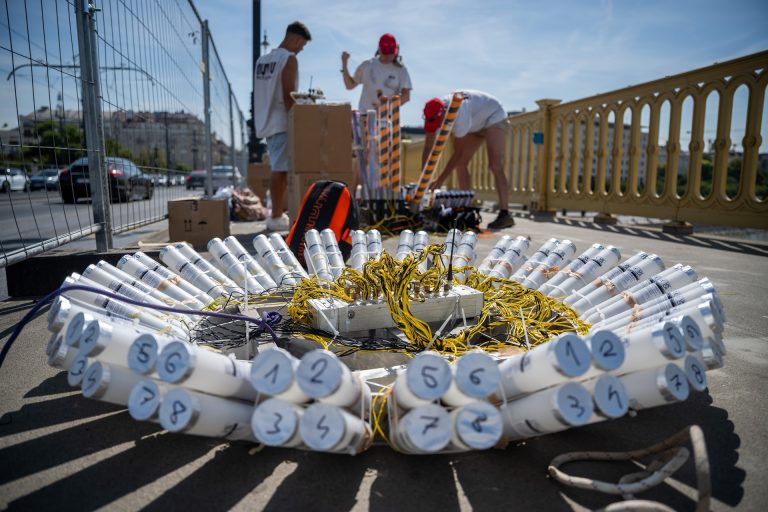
[261,31,270,54]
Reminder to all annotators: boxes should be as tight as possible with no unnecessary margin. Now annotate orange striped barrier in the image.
[378,96,391,191]
[390,95,401,195]
[412,92,464,205]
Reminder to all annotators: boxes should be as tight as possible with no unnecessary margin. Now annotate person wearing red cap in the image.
[341,33,412,112]
[421,90,514,230]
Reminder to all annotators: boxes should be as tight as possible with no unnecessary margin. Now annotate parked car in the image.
[29,169,60,191]
[185,166,242,191]
[1,167,30,192]
[58,157,154,203]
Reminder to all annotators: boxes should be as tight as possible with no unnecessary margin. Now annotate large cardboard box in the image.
[289,103,353,174]
[287,171,356,222]
[247,162,271,201]
[168,198,230,250]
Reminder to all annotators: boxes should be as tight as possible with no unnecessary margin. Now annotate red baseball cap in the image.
[378,33,397,55]
[423,98,446,133]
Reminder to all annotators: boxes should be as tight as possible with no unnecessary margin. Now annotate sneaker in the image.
[266,213,291,232]
[487,212,515,230]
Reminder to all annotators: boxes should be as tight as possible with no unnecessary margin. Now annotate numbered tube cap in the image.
[657,363,690,402]
[656,322,687,359]
[159,388,200,433]
[81,361,110,400]
[47,335,69,368]
[587,330,625,371]
[552,382,594,427]
[549,334,592,377]
[129,380,162,421]
[678,315,704,351]
[128,334,162,375]
[592,375,629,419]
[401,403,452,453]
[682,355,708,392]
[454,401,503,450]
[67,353,89,387]
[64,311,93,347]
[251,348,296,396]
[299,403,347,451]
[157,341,196,383]
[79,320,112,357]
[252,398,301,446]
[405,352,452,400]
[454,351,501,398]
[296,350,344,399]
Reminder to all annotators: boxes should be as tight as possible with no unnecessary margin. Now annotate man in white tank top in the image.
[253,21,311,232]
[421,90,514,230]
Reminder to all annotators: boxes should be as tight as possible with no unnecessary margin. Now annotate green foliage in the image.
[174,163,191,172]
[105,138,133,159]
[27,120,84,165]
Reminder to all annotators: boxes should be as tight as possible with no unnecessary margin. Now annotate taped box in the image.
[168,198,230,250]
[289,103,353,174]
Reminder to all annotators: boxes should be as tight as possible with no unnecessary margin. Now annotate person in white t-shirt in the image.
[253,21,311,232]
[341,33,412,113]
[421,90,514,230]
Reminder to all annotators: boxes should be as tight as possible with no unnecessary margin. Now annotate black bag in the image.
[286,180,359,266]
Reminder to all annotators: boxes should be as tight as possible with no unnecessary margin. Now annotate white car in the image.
[1,168,30,192]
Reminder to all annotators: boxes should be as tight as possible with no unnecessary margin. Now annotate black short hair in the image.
[286,21,311,41]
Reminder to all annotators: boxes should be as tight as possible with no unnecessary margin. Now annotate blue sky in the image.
[200,0,768,128]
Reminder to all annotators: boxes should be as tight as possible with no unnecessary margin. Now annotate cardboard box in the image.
[168,198,230,250]
[289,103,353,174]
[287,171,356,222]
[247,162,271,201]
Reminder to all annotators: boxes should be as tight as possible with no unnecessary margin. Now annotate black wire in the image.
[0,285,281,370]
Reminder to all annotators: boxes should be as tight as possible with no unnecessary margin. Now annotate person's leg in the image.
[266,132,290,220]
[452,134,484,190]
[270,171,287,218]
[484,126,508,210]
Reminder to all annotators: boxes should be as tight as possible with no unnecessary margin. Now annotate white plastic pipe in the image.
[449,400,504,450]
[159,387,257,441]
[81,361,141,406]
[486,238,530,279]
[47,333,79,370]
[128,378,168,422]
[540,243,605,295]
[79,319,155,367]
[563,251,649,305]
[413,230,431,272]
[175,242,243,295]
[394,403,452,454]
[512,237,559,282]
[253,234,300,286]
[522,239,576,290]
[92,260,184,309]
[157,341,256,401]
[67,353,90,387]
[349,230,368,271]
[208,237,264,293]
[395,229,415,261]
[268,233,309,280]
[251,398,304,447]
[497,333,592,400]
[675,353,708,392]
[476,235,512,275]
[117,254,208,309]
[547,245,622,298]
[582,374,629,422]
[392,351,452,409]
[620,363,690,410]
[223,236,279,291]
[299,403,371,454]
[129,251,214,305]
[500,381,594,441]
[127,333,176,376]
[611,321,687,377]
[442,350,501,407]
[304,229,334,281]
[296,349,364,409]
[366,229,383,261]
[250,347,310,404]
[321,229,346,280]
[159,245,227,298]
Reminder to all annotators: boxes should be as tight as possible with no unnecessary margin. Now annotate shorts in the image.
[266,132,289,172]
[486,118,510,133]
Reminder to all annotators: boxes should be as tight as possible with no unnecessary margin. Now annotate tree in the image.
[29,120,84,165]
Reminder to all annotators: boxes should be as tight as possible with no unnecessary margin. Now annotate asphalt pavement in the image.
[0,213,766,511]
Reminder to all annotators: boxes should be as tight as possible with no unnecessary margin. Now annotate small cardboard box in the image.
[247,162,271,201]
[287,171,356,222]
[168,198,230,250]
[289,103,353,174]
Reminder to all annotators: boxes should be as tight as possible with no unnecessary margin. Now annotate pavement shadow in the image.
[550,217,768,257]
[5,432,213,511]
[22,371,71,399]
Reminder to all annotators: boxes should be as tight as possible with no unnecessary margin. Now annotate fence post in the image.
[531,98,561,220]
[202,20,213,197]
[229,83,236,174]
[75,0,112,251]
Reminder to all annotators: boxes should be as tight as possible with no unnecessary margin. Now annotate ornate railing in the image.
[401,51,768,229]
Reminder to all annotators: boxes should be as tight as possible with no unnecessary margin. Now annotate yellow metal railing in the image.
[401,51,768,229]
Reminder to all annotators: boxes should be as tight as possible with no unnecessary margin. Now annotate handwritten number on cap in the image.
[565,340,581,367]
[692,364,705,384]
[599,339,617,358]
[140,386,155,405]
[607,385,623,409]
[267,412,283,435]
[421,365,438,389]
[567,394,586,418]
[469,368,484,386]
[264,364,279,385]
[670,373,683,391]
[420,415,439,435]
[165,351,181,374]
[316,414,329,439]
[310,358,328,384]
[665,327,684,354]
[471,413,487,433]
[170,400,186,425]
[137,343,151,364]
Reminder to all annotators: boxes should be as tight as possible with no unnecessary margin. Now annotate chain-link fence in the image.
[0,0,246,267]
